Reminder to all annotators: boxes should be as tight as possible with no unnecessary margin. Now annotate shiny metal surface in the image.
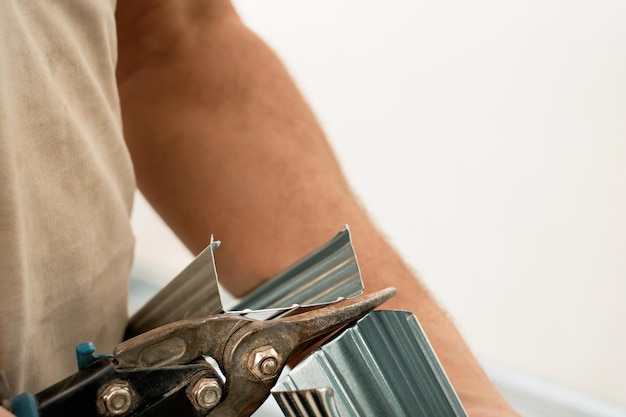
[125,239,223,338]
[231,227,363,313]
[273,388,340,417]
[273,310,467,417]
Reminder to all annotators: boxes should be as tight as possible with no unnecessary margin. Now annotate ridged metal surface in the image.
[231,227,363,312]
[273,310,467,417]
[273,388,340,417]
[125,239,223,338]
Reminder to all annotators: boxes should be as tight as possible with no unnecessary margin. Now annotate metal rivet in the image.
[101,383,133,415]
[191,378,222,410]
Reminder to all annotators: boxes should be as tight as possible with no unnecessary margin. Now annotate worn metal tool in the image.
[6,229,397,417]
[114,287,395,417]
[11,288,394,417]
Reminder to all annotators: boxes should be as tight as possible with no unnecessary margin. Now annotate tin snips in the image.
[8,228,395,417]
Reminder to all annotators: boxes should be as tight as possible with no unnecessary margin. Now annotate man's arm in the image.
[115,1,517,415]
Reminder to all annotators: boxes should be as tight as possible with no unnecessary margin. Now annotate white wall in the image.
[131,0,626,405]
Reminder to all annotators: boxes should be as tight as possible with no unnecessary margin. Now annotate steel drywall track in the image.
[273,310,467,417]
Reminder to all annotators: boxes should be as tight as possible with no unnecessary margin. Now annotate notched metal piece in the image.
[126,227,362,340]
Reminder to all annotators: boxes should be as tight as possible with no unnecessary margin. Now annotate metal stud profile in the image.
[272,310,468,417]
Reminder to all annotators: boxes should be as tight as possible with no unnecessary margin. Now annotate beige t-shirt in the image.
[0,1,135,392]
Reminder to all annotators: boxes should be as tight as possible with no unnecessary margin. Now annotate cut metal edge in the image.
[125,238,223,338]
[230,226,363,313]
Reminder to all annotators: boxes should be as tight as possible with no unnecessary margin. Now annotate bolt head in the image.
[190,378,222,410]
[249,346,281,380]
[259,357,278,376]
[101,383,133,415]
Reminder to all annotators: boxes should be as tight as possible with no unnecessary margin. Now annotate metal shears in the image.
[17,288,393,417]
[7,228,394,417]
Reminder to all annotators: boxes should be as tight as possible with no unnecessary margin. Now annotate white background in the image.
[131,0,626,405]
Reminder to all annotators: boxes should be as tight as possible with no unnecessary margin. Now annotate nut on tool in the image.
[189,377,222,410]
[248,346,281,380]
[99,381,134,416]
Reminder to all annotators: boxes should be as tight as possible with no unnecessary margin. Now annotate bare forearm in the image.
[116,1,517,415]
[117,0,369,297]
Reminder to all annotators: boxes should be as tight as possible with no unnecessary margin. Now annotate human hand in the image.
[0,408,14,417]
[0,371,13,417]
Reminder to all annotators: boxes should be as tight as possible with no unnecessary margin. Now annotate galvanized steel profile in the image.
[231,226,363,312]
[125,239,223,338]
[273,310,468,417]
